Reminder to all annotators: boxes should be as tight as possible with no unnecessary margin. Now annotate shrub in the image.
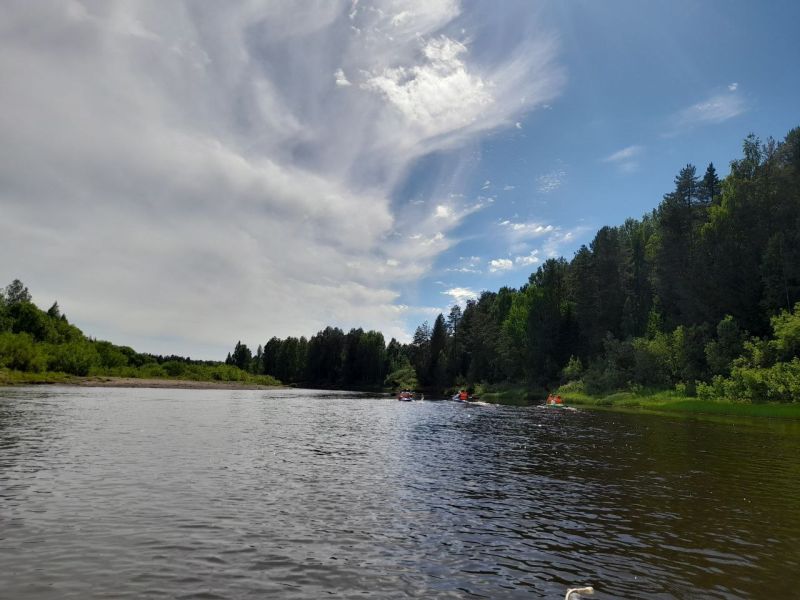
[0,332,47,372]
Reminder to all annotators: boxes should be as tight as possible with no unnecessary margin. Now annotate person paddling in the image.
[459,389,468,402]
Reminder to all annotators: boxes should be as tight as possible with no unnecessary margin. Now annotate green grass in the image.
[0,369,77,386]
[556,387,800,419]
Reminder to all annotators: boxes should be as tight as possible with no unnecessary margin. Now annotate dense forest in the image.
[0,280,277,385]
[3,127,798,402]
[232,127,800,402]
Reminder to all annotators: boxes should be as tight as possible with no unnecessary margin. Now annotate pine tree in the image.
[698,163,720,205]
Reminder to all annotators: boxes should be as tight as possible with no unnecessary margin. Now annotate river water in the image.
[1,387,799,599]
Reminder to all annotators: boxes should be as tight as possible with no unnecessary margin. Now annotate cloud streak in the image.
[0,0,564,355]
[603,144,643,173]
[666,87,746,136]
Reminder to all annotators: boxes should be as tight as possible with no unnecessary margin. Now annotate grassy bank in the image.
[557,388,800,419]
[472,383,546,407]
[473,383,800,419]
[0,368,281,389]
[0,369,77,386]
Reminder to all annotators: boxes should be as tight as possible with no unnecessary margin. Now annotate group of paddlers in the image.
[546,394,563,405]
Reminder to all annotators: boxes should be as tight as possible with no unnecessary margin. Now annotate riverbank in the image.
[0,369,283,390]
[477,384,800,419]
[557,389,800,419]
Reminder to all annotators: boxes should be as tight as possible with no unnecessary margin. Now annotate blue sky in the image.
[406,0,800,320]
[1,1,798,358]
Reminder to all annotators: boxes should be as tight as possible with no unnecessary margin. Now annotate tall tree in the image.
[230,341,252,371]
[5,279,31,305]
[428,314,448,388]
[698,162,721,205]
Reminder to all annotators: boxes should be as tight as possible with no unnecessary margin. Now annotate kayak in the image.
[451,394,476,402]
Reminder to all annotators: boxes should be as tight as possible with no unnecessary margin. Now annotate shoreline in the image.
[74,377,284,390]
[0,374,284,391]
[477,386,800,419]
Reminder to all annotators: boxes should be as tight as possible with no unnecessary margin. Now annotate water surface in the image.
[1,387,799,598]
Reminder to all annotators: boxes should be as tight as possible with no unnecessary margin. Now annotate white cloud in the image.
[0,0,564,357]
[602,145,643,173]
[443,286,478,305]
[485,250,540,273]
[514,250,540,267]
[515,121,522,129]
[334,68,352,86]
[489,258,513,272]
[536,168,566,193]
[496,222,589,265]
[434,204,452,218]
[542,226,590,258]
[668,89,746,135]
[446,255,482,273]
[361,35,493,138]
[503,184,515,191]
[499,220,555,240]
[603,145,643,163]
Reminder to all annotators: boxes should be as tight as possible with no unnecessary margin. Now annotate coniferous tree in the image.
[698,162,721,205]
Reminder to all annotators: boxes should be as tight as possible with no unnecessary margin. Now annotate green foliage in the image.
[0,279,274,387]
[45,340,100,376]
[0,332,47,372]
[705,315,745,376]
[4,280,31,305]
[384,357,418,391]
[771,302,800,360]
[6,125,800,404]
[561,355,583,382]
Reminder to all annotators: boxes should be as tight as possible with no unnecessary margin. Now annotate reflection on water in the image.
[1,386,799,599]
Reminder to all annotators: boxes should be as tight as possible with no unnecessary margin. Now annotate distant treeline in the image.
[0,281,278,385]
[225,330,414,390]
[232,127,800,402]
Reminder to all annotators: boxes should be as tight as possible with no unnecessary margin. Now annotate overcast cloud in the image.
[0,0,563,357]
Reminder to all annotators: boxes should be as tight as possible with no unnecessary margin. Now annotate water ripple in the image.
[1,387,800,598]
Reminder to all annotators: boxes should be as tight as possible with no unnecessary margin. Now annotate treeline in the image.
[235,127,800,402]
[0,280,278,385]
[225,328,416,390]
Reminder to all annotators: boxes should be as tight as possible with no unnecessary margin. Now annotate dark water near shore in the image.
[1,387,799,599]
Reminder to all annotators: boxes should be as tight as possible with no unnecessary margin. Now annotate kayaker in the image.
[459,389,468,401]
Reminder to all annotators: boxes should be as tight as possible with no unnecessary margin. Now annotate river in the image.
[1,386,799,599]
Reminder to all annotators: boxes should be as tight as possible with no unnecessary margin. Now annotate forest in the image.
[231,127,800,403]
[2,127,799,403]
[0,280,278,386]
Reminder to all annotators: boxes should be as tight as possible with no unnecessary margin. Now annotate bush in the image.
[0,332,47,372]
[697,359,800,403]
[46,341,100,376]
[561,355,584,381]
[139,363,167,378]
[384,363,418,391]
[161,361,186,378]
[559,379,585,393]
